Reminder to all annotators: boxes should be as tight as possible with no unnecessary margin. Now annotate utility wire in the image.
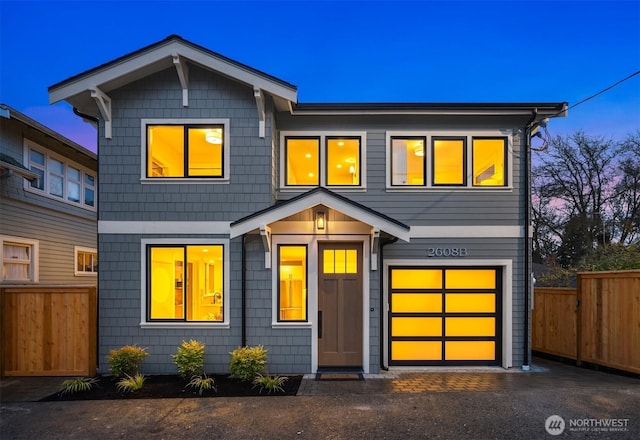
[549,70,640,119]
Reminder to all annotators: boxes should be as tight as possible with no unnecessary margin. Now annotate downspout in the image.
[241,234,247,347]
[379,236,398,371]
[72,107,100,372]
[522,109,537,371]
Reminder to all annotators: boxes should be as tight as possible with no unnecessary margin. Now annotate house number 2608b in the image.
[427,248,468,257]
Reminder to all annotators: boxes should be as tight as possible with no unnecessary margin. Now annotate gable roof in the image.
[49,34,298,117]
[230,187,411,241]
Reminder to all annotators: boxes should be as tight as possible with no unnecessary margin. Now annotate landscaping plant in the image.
[116,373,146,393]
[187,374,216,395]
[172,339,206,380]
[252,373,288,394]
[59,377,100,395]
[107,345,149,378]
[229,345,267,381]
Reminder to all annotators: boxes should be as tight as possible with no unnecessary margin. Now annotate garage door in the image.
[389,267,501,366]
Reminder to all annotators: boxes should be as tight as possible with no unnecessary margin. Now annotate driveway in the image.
[1,357,638,439]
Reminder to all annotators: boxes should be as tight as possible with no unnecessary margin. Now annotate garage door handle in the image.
[318,310,323,338]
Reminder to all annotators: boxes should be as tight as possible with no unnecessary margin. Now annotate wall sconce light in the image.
[414,144,424,156]
[315,211,326,230]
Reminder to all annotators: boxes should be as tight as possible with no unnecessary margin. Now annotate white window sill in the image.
[140,322,230,329]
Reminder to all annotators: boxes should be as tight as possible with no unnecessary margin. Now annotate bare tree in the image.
[532,131,621,266]
[611,130,640,244]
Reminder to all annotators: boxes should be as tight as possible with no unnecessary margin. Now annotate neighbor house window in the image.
[75,246,98,276]
[390,137,425,186]
[472,138,507,186]
[146,124,225,178]
[282,133,365,189]
[1,236,39,282]
[432,138,466,186]
[278,245,307,321]
[25,141,96,210]
[148,244,224,322]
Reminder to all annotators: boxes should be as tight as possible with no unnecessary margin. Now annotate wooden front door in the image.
[317,242,363,368]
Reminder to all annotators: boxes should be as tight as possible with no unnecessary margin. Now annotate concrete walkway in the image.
[1,357,638,439]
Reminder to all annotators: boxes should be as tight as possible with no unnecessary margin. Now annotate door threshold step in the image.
[315,369,364,381]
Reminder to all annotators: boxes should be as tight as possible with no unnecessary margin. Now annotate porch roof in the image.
[230,187,410,242]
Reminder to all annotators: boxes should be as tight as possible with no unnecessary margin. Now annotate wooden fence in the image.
[1,286,97,376]
[533,270,640,374]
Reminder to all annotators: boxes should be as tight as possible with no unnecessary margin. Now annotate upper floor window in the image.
[1,235,39,283]
[387,132,510,189]
[24,141,96,210]
[142,119,230,183]
[75,246,98,276]
[282,132,366,190]
[390,137,425,186]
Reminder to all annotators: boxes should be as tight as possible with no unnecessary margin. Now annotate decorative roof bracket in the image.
[172,53,189,107]
[90,86,112,139]
[254,87,265,138]
[260,224,271,268]
[371,227,380,271]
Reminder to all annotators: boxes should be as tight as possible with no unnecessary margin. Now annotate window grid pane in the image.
[326,138,360,186]
[473,138,506,186]
[391,137,425,186]
[433,139,465,185]
[285,138,320,185]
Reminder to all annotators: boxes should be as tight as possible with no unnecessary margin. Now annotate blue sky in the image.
[1,0,638,152]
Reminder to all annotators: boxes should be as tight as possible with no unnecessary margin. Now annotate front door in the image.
[317,242,363,368]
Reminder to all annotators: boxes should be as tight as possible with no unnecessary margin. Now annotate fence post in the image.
[576,273,582,367]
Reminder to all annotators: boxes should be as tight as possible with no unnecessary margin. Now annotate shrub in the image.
[116,373,146,393]
[172,340,206,380]
[187,374,216,395]
[252,373,287,394]
[107,345,149,378]
[59,377,99,395]
[229,345,267,381]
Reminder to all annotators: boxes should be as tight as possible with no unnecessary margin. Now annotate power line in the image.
[550,69,640,119]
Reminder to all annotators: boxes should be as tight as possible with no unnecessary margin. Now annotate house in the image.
[48,35,567,375]
[0,104,98,376]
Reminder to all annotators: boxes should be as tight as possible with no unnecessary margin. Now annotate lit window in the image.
[75,246,97,276]
[25,142,96,210]
[326,137,361,186]
[278,245,307,321]
[473,138,506,186]
[147,125,224,178]
[285,137,319,185]
[390,137,425,186]
[1,236,39,282]
[282,134,364,188]
[323,249,357,274]
[432,138,465,186]
[148,244,224,322]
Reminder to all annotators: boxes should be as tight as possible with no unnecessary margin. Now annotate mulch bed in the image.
[40,374,302,401]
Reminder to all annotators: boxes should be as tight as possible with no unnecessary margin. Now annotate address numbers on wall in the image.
[427,248,468,257]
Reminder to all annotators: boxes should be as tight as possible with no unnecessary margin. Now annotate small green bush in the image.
[172,340,206,380]
[187,374,216,395]
[107,345,149,377]
[229,345,267,381]
[252,373,287,394]
[59,377,99,395]
[116,373,146,393]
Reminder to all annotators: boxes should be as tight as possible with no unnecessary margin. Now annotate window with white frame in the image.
[387,132,510,189]
[144,240,228,324]
[1,235,39,282]
[75,246,98,276]
[282,132,366,189]
[24,141,96,210]
[142,119,230,182]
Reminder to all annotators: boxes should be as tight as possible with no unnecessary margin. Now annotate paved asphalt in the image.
[0,357,638,440]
